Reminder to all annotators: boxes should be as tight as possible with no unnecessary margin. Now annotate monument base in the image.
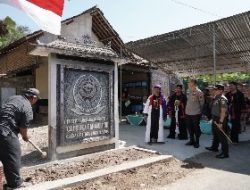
[54,138,117,160]
[56,143,116,160]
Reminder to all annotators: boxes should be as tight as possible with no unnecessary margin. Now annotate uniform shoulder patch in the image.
[220,98,227,106]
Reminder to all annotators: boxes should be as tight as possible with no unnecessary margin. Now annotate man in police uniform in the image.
[0,88,39,189]
[185,79,204,148]
[206,85,229,159]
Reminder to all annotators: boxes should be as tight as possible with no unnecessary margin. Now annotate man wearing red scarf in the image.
[167,85,187,140]
[143,85,167,144]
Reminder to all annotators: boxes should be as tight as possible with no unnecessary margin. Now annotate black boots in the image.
[216,153,229,159]
[193,136,199,148]
[205,147,219,152]
[192,134,201,148]
[185,141,194,145]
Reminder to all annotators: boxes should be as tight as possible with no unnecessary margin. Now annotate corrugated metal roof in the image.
[126,11,250,76]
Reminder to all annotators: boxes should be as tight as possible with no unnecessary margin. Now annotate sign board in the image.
[56,62,114,146]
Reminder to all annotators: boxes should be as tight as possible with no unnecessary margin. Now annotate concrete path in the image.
[157,168,250,190]
[120,124,250,160]
[120,124,250,190]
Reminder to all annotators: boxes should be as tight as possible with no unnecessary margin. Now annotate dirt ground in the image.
[61,158,202,190]
[17,123,199,190]
[20,125,48,167]
[21,148,156,184]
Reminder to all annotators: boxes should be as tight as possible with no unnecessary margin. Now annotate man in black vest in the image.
[226,82,245,143]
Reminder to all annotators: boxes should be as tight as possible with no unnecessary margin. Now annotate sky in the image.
[0,0,250,42]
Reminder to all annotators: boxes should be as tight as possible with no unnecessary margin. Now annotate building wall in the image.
[39,13,104,47]
[0,12,104,101]
[35,59,48,99]
[0,75,35,105]
[151,69,170,97]
[0,42,36,74]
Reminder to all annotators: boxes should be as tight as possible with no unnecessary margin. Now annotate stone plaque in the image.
[57,63,114,145]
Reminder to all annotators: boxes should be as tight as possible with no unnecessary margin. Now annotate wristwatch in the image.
[218,121,223,124]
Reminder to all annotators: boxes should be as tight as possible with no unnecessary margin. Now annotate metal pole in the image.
[119,64,123,120]
[213,25,217,85]
[119,47,123,121]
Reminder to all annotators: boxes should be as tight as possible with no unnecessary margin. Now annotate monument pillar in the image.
[31,37,127,160]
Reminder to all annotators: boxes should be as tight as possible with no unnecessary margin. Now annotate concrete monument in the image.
[31,36,125,160]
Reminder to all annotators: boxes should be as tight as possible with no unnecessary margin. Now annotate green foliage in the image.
[188,72,250,83]
[0,20,8,36]
[0,16,30,49]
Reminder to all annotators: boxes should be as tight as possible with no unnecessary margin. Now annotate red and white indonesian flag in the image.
[0,0,64,35]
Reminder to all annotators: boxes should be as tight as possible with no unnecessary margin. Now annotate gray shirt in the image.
[185,88,204,115]
[0,95,33,136]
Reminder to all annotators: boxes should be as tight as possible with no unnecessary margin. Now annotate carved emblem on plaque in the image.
[71,74,104,115]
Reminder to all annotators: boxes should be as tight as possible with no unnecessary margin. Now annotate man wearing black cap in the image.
[206,85,229,159]
[226,82,245,143]
[0,88,39,189]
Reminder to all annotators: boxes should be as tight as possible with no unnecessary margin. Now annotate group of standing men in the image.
[143,79,246,159]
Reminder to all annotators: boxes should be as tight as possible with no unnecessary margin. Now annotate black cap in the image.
[214,84,224,91]
[176,84,183,89]
[25,88,40,98]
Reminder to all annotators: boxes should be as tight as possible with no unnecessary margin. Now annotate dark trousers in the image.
[150,108,160,141]
[0,134,23,188]
[186,115,201,143]
[211,117,229,155]
[230,117,241,143]
[169,116,187,139]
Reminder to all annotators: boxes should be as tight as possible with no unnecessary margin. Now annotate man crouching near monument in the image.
[0,88,39,189]
[143,85,167,144]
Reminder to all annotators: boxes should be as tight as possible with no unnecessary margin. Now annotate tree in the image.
[0,20,8,36]
[0,16,30,49]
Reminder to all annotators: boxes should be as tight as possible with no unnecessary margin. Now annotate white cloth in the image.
[143,97,166,143]
[0,0,64,35]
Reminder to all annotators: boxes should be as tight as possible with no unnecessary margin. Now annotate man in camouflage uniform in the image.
[206,85,229,159]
